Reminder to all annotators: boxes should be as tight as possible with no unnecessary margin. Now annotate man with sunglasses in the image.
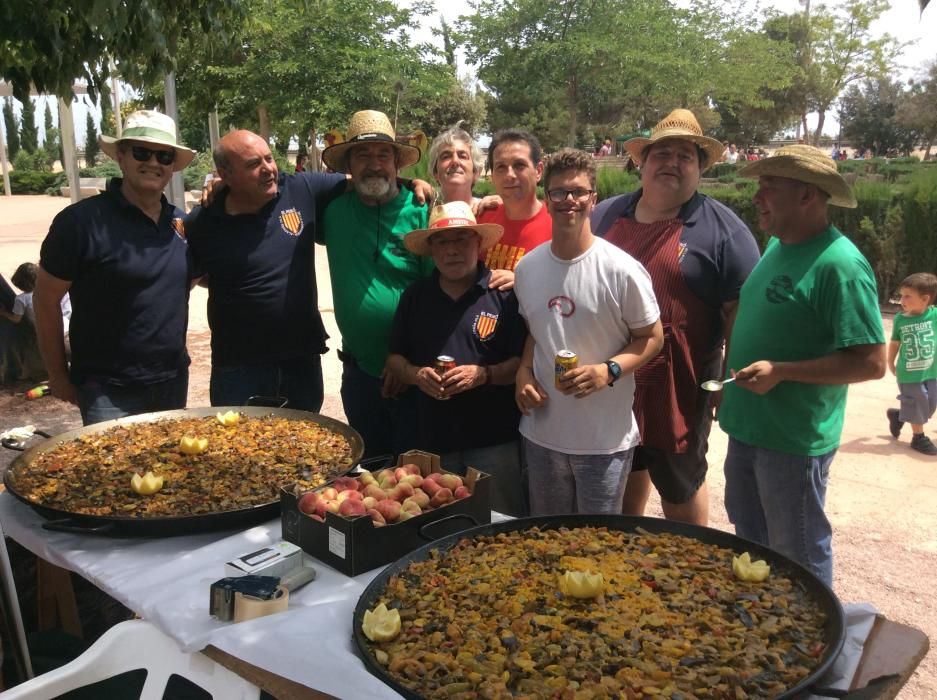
[34,111,196,424]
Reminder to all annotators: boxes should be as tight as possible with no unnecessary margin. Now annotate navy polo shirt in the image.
[389,264,527,453]
[40,178,191,386]
[186,171,346,367]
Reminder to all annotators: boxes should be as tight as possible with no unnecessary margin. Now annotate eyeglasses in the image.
[429,231,478,247]
[129,146,176,166]
[546,188,594,203]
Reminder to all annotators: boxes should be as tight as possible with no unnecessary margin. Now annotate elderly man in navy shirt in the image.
[35,111,196,424]
[386,201,528,516]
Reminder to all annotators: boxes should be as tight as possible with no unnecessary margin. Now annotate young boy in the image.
[888,272,937,455]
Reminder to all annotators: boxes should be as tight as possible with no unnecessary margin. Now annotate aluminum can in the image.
[434,356,457,401]
[554,350,578,389]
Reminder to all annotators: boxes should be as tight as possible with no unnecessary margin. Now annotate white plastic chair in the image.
[0,619,260,699]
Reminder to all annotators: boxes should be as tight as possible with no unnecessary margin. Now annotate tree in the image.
[0,0,248,102]
[3,98,20,160]
[84,113,99,166]
[42,100,61,169]
[896,61,937,160]
[840,78,916,156]
[20,97,38,153]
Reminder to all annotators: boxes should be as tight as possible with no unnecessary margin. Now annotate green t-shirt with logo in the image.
[719,226,884,456]
[322,188,431,377]
[892,306,937,383]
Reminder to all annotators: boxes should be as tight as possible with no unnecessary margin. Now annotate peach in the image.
[307,513,325,522]
[408,488,430,508]
[339,499,368,517]
[423,472,442,484]
[363,484,388,501]
[400,474,424,488]
[388,482,415,502]
[320,487,339,501]
[376,468,396,483]
[421,479,444,498]
[394,467,412,482]
[323,499,341,514]
[453,485,471,500]
[397,510,415,522]
[437,473,463,491]
[401,463,422,475]
[378,476,397,490]
[337,489,363,503]
[298,492,321,515]
[358,471,378,487]
[362,496,378,510]
[333,476,360,492]
[375,499,401,523]
[401,498,423,516]
[429,487,453,508]
[367,508,386,526]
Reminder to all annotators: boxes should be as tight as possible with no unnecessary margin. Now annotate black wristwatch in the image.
[605,360,622,387]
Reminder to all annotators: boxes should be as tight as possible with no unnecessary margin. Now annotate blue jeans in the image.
[210,356,323,412]
[441,440,528,517]
[523,438,633,515]
[723,437,835,586]
[77,371,189,426]
[340,362,413,459]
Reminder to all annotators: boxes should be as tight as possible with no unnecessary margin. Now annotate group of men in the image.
[33,106,885,585]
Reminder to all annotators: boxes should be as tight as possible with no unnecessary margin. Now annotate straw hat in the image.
[322,110,421,173]
[624,109,724,173]
[98,110,196,172]
[404,201,503,256]
[738,145,857,208]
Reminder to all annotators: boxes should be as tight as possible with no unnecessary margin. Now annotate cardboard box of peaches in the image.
[280,450,491,576]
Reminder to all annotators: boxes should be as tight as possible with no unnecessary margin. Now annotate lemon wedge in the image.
[732,552,771,582]
[362,603,401,642]
[131,471,164,495]
[216,411,240,427]
[559,570,604,599]
[179,436,209,455]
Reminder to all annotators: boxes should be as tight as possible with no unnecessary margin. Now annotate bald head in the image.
[213,130,279,212]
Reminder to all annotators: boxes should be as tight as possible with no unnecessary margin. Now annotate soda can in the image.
[554,350,578,389]
[434,356,456,401]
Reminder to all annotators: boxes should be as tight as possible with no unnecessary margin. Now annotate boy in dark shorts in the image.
[888,273,937,455]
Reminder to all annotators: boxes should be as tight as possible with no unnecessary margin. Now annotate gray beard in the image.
[356,175,398,202]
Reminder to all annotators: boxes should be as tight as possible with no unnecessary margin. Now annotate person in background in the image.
[887,273,937,455]
[427,124,484,205]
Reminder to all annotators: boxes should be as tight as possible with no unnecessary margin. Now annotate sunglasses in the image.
[129,146,176,166]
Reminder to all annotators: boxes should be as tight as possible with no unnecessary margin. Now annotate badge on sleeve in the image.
[172,218,186,241]
[474,311,498,341]
[279,208,304,236]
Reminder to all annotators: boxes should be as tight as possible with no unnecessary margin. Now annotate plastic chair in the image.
[0,518,34,683]
[0,619,260,699]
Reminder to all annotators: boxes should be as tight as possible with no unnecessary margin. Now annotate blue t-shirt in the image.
[40,178,191,385]
[186,172,346,367]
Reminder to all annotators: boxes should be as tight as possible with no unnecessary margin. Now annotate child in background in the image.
[888,272,937,455]
[0,262,39,326]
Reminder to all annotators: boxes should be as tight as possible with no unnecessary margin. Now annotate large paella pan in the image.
[3,406,363,535]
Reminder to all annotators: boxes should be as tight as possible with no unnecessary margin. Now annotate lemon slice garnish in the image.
[559,570,604,598]
[179,436,209,455]
[131,471,164,495]
[732,552,771,582]
[362,603,401,642]
[216,411,240,427]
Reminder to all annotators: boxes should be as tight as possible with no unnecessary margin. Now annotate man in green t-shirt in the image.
[718,145,886,586]
[320,110,432,457]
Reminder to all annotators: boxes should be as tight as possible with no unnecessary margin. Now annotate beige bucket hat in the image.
[322,110,421,173]
[738,145,857,208]
[624,108,725,173]
[404,201,503,256]
[98,110,196,172]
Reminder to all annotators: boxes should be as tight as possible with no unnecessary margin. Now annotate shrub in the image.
[10,170,61,194]
[182,151,215,191]
[80,161,122,179]
[596,167,639,201]
[708,162,737,179]
[902,168,937,280]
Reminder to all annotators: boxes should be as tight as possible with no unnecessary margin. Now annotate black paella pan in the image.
[3,406,364,536]
[353,514,846,700]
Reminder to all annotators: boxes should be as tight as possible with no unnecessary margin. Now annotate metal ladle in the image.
[700,377,736,392]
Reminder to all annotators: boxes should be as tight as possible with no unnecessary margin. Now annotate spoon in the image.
[701,377,736,392]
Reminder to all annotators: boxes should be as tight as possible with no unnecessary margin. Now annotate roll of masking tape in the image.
[233,585,289,622]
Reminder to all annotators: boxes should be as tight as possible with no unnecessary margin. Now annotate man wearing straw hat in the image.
[592,108,760,526]
[386,201,528,515]
[719,144,886,585]
[34,110,196,424]
[320,110,433,458]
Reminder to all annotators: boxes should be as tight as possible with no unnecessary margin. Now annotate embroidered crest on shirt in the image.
[765,275,794,304]
[547,295,576,317]
[172,218,186,241]
[677,240,687,263]
[474,311,498,341]
[279,208,304,236]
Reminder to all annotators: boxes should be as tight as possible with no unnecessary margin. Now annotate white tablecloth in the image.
[0,492,404,699]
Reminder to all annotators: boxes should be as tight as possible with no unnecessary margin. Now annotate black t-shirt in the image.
[40,178,191,385]
[186,172,346,367]
[389,265,527,452]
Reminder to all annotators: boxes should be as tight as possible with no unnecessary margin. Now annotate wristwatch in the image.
[605,360,622,387]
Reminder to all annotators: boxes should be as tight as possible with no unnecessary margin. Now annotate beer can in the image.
[554,350,578,389]
[434,356,456,401]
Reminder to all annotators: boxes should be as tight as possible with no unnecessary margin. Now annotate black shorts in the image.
[631,389,714,505]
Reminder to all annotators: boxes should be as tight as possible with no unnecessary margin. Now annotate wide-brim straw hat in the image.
[322,110,421,173]
[98,110,196,172]
[404,201,503,256]
[738,145,857,208]
[624,108,724,173]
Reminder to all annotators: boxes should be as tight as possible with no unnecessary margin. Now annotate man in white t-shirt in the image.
[513,148,663,514]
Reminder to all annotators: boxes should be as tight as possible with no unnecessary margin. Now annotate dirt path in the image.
[0,195,932,696]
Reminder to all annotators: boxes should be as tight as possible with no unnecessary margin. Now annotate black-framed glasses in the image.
[546,188,594,203]
[130,146,176,166]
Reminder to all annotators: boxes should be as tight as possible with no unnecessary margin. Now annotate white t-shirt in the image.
[12,291,71,333]
[514,237,660,454]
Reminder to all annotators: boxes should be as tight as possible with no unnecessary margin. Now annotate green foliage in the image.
[902,168,937,280]
[79,160,122,179]
[3,98,21,160]
[840,78,918,156]
[12,148,50,173]
[596,167,639,202]
[708,162,738,179]
[399,155,430,184]
[83,113,99,166]
[9,169,61,194]
[181,151,214,192]
[473,180,496,198]
[42,101,61,169]
[20,97,38,153]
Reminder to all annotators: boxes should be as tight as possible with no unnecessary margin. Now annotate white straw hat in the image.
[404,201,503,256]
[738,145,857,208]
